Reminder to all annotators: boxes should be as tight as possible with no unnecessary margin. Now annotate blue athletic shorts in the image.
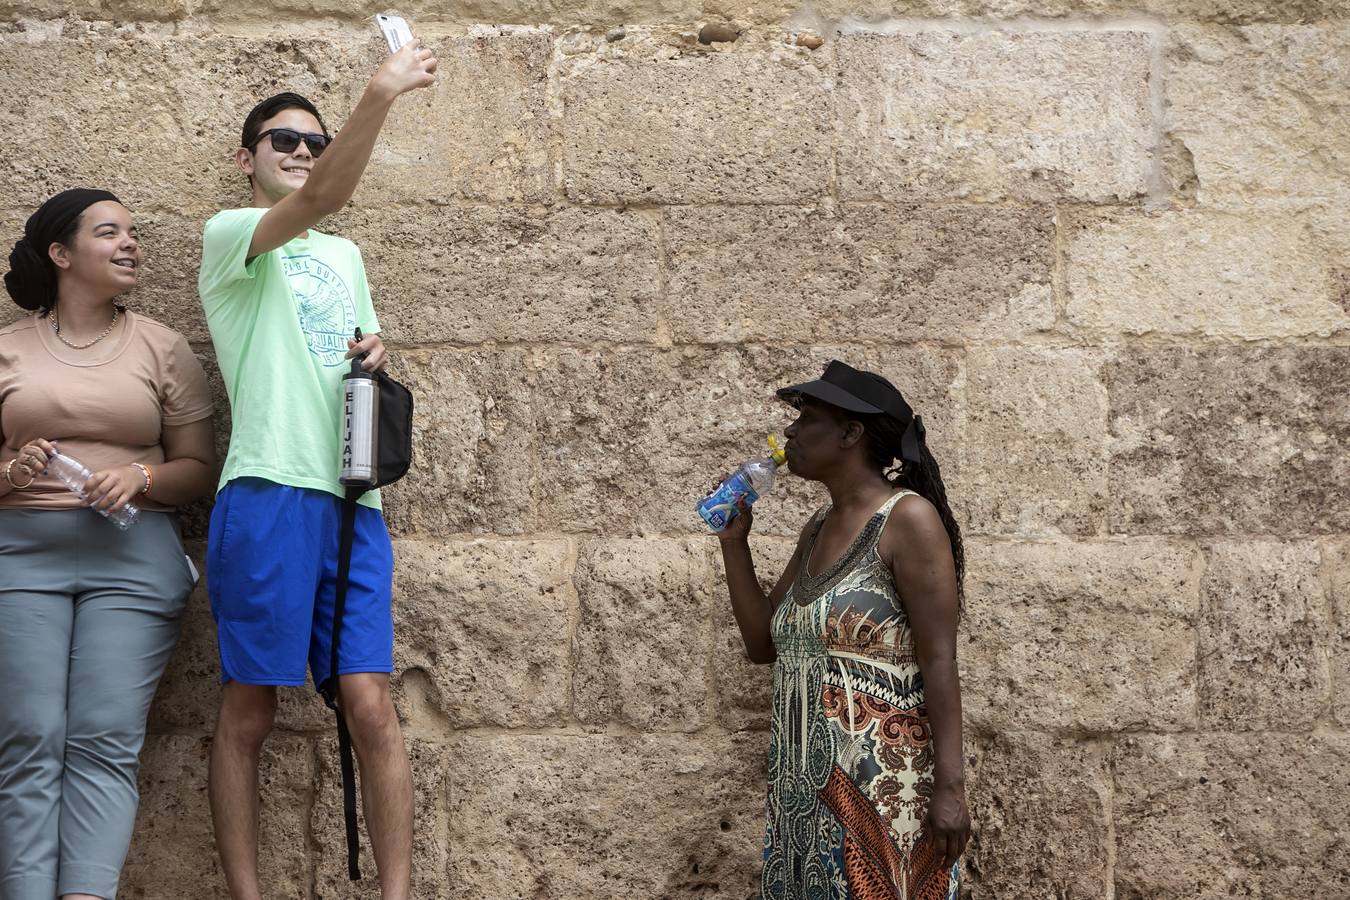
[206,477,394,689]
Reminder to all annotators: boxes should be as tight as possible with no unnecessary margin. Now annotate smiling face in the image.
[48,200,140,298]
[237,107,324,205]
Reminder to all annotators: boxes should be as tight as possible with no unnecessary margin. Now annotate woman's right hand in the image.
[708,476,755,542]
[8,438,55,484]
[720,496,755,541]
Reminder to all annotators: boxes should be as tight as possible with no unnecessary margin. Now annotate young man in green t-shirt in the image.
[198,42,437,900]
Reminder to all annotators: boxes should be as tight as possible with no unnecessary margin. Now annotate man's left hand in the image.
[346,333,388,372]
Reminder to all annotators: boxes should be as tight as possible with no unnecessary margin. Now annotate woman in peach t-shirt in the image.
[0,189,215,900]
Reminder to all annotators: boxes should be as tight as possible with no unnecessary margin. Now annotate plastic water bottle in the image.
[46,450,140,530]
[698,436,788,532]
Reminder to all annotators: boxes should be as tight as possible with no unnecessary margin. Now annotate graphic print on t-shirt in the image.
[283,253,356,367]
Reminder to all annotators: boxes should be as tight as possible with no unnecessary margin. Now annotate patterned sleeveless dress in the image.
[762,491,960,900]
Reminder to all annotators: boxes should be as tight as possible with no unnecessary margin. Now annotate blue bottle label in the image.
[697,472,760,532]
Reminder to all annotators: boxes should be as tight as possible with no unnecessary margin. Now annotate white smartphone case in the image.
[375,14,414,54]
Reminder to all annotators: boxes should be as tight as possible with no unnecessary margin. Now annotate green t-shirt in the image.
[199,207,381,508]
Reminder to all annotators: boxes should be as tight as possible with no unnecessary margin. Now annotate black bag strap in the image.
[320,335,415,882]
[334,706,361,881]
[321,485,364,881]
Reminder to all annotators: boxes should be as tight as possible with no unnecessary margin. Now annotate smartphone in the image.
[375,14,414,54]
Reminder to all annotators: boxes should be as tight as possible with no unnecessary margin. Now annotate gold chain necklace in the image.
[50,305,121,350]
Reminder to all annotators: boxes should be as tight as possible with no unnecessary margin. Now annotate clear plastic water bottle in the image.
[698,436,788,533]
[46,450,140,530]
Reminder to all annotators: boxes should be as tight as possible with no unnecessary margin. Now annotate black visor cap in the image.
[776,360,913,423]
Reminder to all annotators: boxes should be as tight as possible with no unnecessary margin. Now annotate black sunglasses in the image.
[250,128,330,157]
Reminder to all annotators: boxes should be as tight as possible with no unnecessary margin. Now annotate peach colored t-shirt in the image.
[0,310,213,511]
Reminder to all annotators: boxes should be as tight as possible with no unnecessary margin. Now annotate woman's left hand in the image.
[85,465,147,512]
[924,782,971,869]
[346,333,387,372]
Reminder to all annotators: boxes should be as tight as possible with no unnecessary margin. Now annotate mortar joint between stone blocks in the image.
[833,14,1171,37]
[1102,733,1118,900]
[1051,204,1070,333]
[544,33,571,209]
[1314,539,1342,729]
[1144,22,1171,209]
[562,535,583,727]
[649,205,674,349]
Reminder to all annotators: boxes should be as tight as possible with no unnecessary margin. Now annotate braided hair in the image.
[859,412,965,604]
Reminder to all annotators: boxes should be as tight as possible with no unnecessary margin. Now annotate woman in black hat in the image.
[0,189,215,900]
[716,360,968,900]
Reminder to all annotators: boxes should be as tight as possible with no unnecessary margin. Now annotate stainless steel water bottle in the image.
[340,328,379,487]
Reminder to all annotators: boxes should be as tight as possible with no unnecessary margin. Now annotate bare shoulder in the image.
[880,491,948,559]
[891,491,944,532]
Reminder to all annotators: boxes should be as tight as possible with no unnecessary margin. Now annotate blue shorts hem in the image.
[312,662,396,690]
[218,672,308,687]
[216,627,308,687]
[333,663,395,676]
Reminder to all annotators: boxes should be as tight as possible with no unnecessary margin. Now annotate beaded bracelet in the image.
[132,463,153,496]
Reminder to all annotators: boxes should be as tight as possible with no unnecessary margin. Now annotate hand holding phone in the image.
[376,14,414,54]
[369,16,438,99]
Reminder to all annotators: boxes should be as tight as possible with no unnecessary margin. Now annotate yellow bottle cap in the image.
[767,435,787,466]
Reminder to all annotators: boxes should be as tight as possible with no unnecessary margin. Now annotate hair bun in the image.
[4,238,54,311]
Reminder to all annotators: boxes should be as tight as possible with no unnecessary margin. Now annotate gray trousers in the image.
[0,509,194,900]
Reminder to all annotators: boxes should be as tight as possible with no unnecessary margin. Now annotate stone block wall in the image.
[1,0,1346,896]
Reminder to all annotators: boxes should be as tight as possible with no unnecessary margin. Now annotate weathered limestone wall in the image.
[2,0,1347,896]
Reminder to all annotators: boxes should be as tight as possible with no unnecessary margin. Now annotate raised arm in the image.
[246,41,438,258]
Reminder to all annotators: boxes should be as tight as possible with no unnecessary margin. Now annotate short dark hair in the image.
[240,92,329,150]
